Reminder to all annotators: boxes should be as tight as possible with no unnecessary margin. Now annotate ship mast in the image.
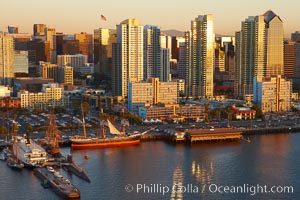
[81,104,87,139]
[46,107,59,149]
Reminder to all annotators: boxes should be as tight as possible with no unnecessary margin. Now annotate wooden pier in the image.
[167,128,243,143]
[186,128,243,143]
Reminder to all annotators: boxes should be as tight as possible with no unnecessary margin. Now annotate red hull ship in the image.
[70,118,142,149]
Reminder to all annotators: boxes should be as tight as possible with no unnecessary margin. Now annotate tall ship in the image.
[12,136,47,167]
[70,118,142,149]
[39,108,61,156]
[6,138,24,170]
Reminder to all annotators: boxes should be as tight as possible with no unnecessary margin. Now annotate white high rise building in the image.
[112,19,144,97]
[184,15,215,98]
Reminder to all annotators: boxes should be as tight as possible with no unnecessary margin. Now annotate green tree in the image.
[26,125,33,133]
[251,106,263,119]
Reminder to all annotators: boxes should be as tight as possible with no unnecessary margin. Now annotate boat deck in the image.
[34,167,80,199]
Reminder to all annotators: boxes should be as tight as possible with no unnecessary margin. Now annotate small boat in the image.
[6,157,24,170]
[84,155,89,160]
[47,166,55,173]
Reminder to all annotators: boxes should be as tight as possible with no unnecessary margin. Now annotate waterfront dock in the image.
[64,154,91,182]
[33,167,80,199]
[162,127,242,143]
[46,154,91,183]
[0,141,11,150]
[185,128,243,143]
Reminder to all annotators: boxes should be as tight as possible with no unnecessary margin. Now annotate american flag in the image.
[101,14,107,21]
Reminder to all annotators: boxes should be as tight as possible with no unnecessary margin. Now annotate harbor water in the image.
[1,133,300,200]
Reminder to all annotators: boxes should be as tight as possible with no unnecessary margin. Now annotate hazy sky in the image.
[1,0,299,37]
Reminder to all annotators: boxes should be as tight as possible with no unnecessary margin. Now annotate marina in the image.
[0,133,298,200]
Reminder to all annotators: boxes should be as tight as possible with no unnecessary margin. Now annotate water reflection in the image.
[170,166,183,200]
[191,160,214,185]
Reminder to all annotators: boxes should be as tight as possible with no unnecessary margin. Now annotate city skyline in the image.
[1,0,299,38]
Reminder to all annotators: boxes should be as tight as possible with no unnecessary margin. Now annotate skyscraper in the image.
[62,40,80,55]
[291,31,300,42]
[235,16,256,97]
[112,19,144,97]
[94,28,116,76]
[184,15,215,98]
[160,33,172,58]
[284,41,295,79]
[74,32,93,63]
[264,10,284,76]
[235,10,284,98]
[33,24,46,36]
[160,48,170,81]
[143,25,161,80]
[0,32,15,85]
[45,27,56,63]
[8,26,18,34]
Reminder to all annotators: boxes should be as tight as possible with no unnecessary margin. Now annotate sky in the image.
[1,0,299,38]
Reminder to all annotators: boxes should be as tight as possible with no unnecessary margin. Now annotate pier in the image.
[186,129,243,143]
[165,128,243,143]
[46,154,91,182]
[0,142,10,150]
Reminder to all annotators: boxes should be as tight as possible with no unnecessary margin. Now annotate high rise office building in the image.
[45,27,56,63]
[28,40,51,64]
[33,24,46,36]
[14,51,29,74]
[40,62,73,85]
[284,41,295,79]
[112,19,144,97]
[294,43,300,86]
[253,75,291,112]
[184,15,215,98]
[62,40,80,55]
[177,42,186,80]
[74,32,93,63]
[291,31,300,42]
[143,25,161,80]
[0,32,14,85]
[235,10,284,98]
[57,54,87,68]
[160,33,172,59]
[94,28,116,76]
[8,26,18,34]
[161,48,170,81]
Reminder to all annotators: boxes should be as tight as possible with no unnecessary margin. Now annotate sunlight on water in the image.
[170,166,183,200]
[191,160,214,185]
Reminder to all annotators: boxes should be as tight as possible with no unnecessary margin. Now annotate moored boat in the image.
[11,136,47,167]
[6,141,24,170]
[6,157,24,170]
[70,119,141,149]
[34,167,80,199]
[70,106,146,149]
